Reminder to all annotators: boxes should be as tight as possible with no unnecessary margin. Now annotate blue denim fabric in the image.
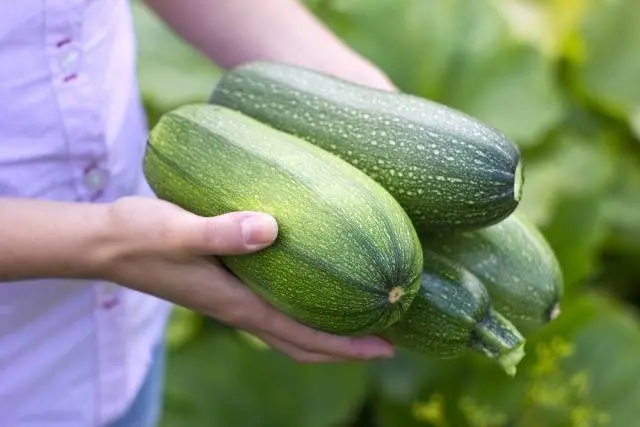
[106,340,166,427]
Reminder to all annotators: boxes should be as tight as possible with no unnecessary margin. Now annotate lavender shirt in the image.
[0,1,172,425]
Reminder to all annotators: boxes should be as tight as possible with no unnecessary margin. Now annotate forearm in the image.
[142,0,394,89]
[0,198,110,282]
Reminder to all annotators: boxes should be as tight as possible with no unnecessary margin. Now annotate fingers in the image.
[256,332,347,363]
[180,211,278,255]
[244,302,395,361]
[181,259,395,362]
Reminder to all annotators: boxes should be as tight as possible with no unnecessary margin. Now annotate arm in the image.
[142,0,396,90]
[0,198,109,281]
[0,196,393,362]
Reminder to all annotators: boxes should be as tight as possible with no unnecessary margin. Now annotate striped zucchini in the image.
[210,61,523,232]
[422,210,563,334]
[379,250,525,376]
[143,104,424,335]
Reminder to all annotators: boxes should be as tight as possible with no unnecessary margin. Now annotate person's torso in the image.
[0,1,171,425]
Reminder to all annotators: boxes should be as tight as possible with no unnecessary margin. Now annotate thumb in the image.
[182,211,279,255]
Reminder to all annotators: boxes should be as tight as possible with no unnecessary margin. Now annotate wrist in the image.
[0,198,115,282]
[79,202,121,281]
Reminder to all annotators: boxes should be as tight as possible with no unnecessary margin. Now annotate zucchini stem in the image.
[388,286,405,304]
[469,309,526,376]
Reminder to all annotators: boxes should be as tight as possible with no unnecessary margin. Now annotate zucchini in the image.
[143,104,424,335]
[422,210,563,334]
[209,61,523,232]
[378,250,525,376]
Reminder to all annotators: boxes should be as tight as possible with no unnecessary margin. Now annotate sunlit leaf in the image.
[631,107,640,140]
[570,0,640,126]
[494,0,588,60]
[165,306,203,350]
[376,292,640,427]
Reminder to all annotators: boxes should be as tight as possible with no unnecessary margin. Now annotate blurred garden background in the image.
[133,0,640,425]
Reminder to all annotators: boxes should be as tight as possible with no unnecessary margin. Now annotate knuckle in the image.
[299,329,331,353]
[202,215,246,253]
[220,302,252,327]
[197,218,222,251]
[225,298,269,330]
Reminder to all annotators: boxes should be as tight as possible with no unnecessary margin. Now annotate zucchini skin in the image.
[210,61,523,232]
[378,250,525,376]
[422,210,563,335]
[143,104,424,335]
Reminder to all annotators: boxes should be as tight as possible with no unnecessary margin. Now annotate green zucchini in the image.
[422,210,563,335]
[143,104,424,335]
[378,250,525,376]
[209,61,523,232]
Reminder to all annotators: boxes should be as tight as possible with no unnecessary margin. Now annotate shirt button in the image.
[84,167,109,191]
[59,47,80,72]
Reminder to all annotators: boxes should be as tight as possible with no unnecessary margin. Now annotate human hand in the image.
[97,196,395,363]
[342,57,397,92]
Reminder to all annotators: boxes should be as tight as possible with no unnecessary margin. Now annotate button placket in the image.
[44,2,129,423]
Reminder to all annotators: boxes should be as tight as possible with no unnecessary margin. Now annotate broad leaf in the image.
[306,0,564,147]
[445,43,564,147]
[494,0,588,60]
[517,131,616,286]
[132,2,221,119]
[570,0,640,126]
[305,0,462,100]
[376,292,640,427]
[161,329,368,427]
[165,306,203,351]
[602,153,640,255]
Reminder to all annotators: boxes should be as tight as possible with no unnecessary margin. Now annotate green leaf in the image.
[539,195,608,289]
[132,2,221,116]
[375,292,640,427]
[161,329,368,427]
[602,153,640,254]
[305,0,462,100]
[493,0,589,60]
[165,307,203,350]
[306,0,564,147]
[517,130,617,286]
[370,349,466,406]
[631,107,640,140]
[445,43,564,147]
[570,0,640,126]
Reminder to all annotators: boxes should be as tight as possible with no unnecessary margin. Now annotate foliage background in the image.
[133,0,640,425]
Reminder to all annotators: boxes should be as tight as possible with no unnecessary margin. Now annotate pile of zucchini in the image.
[143,61,563,376]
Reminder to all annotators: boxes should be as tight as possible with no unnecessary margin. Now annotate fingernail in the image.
[241,214,278,246]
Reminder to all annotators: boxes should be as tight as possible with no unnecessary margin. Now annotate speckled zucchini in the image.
[378,250,525,376]
[422,210,563,335]
[143,103,423,335]
[209,61,523,232]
